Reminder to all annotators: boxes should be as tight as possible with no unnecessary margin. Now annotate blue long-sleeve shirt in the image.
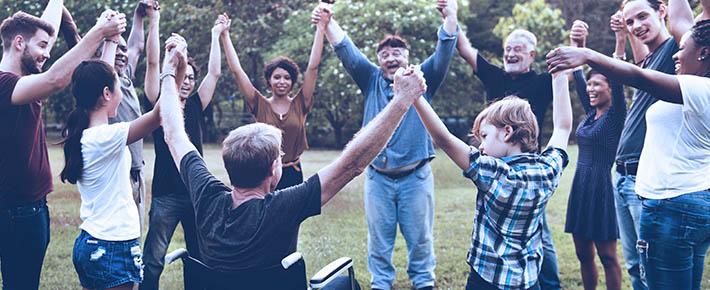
[333,26,458,169]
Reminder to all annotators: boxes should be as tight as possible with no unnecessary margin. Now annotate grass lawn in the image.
[3,144,708,289]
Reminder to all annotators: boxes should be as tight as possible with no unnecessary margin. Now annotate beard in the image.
[503,61,529,74]
[20,48,42,75]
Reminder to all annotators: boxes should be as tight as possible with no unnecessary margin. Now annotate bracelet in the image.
[612,53,627,61]
[160,71,176,81]
[104,38,119,44]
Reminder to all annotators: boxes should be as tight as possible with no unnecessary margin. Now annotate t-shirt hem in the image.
[636,183,710,200]
[79,225,140,241]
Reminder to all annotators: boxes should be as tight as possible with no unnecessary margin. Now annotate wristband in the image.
[160,71,176,81]
[612,53,627,61]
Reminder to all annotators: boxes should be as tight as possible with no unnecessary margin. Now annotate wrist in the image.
[105,38,119,44]
[160,70,176,81]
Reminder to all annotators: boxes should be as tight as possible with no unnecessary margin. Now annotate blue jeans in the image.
[364,164,435,289]
[140,194,202,290]
[0,198,50,290]
[73,230,143,289]
[539,214,561,290]
[638,190,710,290]
[614,172,647,290]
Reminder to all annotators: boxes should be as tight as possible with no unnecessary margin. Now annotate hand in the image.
[212,13,231,36]
[610,11,626,38]
[437,0,457,19]
[96,9,127,38]
[311,6,333,29]
[393,65,427,103]
[143,0,160,19]
[546,47,590,74]
[164,33,187,70]
[569,20,588,48]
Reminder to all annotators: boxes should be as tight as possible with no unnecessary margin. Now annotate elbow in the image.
[210,70,222,79]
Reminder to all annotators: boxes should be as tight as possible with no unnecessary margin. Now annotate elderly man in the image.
[158,34,428,288]
[457,26,560,290]
[0,3,125,288]
[312,1,458,288]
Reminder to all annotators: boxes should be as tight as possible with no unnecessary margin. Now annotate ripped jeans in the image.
[638,190,710,290]
[72,230,143,289]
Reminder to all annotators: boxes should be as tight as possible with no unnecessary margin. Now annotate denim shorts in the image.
[72,230,143,289]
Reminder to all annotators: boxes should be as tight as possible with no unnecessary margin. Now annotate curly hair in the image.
[263,56,300,87]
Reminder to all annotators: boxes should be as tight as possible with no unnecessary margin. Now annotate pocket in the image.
[75,236,109,281]
[414,164,432,180]
[10,203,46,219]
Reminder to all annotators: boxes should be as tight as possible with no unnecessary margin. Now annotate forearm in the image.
[144,14,160,103]
[46,27,105,89]
[614,35,627,58]
[547,73,572,149]
[324,18,346,45]
[628,35,649,64]
[302,26,325,101]
[160,75,196,169]
[100,41,118,66]
[126,10,146,68]
[41,0,63,50]
[668,0,695,42]
[443,14,457,35]
[197,32,222,107]
[457,33,478,70]
[318,96,411,205]
[413,97,470,170]
[59,6,81,48]
[221,34,256,99]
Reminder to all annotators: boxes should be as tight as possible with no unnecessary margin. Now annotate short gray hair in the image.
[506,29,538,53]
[222,123,282,188]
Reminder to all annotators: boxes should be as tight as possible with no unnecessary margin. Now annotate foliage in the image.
[492,0,568,72]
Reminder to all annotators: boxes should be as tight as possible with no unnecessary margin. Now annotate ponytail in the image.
[59,108,89,184]
[59,60,118,184]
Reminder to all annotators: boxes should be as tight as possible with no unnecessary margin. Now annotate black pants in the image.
[0,199,50,290]
[276,163,304,190]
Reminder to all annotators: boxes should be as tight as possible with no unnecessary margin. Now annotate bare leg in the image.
[573,235,598,290]
[595,240,622,290]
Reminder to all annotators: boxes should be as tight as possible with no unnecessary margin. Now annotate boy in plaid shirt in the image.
[412,71,573,290]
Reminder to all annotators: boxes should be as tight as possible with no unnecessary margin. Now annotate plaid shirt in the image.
[464,146,568,290]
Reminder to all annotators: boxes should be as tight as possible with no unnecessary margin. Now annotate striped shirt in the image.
[464,147,568,289]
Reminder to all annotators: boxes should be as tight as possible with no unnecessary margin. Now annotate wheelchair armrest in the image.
[309,257,353,288]
[281,252,303,269]
[164,248,189,265]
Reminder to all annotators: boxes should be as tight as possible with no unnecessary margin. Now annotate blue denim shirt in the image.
[333,26,458,169]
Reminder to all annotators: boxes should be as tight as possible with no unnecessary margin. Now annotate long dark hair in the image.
[60,60,117,184]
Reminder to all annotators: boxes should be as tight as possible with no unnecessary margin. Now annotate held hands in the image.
[96,9,127,38]
[393,65,427,103]
[311,6,333,29]
[164,33,188,71]
[546,47,589,74]
[610,11,626,38]
[569,20,588,48]
[212,13,231,36]
[437,0,457,19]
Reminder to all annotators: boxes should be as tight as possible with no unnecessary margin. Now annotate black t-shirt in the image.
[616,38,678,162]
[475,54,553,131]
[150,93,204,197]
[179,151,322,271]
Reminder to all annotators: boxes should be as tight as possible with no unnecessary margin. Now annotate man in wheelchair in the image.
[157,38,429,289]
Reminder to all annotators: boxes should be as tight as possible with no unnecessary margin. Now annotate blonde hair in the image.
[506,29,538,53]
[471,96,539,153]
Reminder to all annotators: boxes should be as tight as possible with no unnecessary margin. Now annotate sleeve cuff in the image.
[438,24,459,40]
[333,35,351,50]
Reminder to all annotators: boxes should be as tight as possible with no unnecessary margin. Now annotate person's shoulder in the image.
[538,147,569,169]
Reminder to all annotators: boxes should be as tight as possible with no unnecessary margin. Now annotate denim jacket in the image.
[333,26,458,169]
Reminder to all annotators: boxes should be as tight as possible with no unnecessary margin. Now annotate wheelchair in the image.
[164,248,361,290]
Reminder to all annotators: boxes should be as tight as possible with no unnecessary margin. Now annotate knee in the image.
[575,250,595,264]
[598,253,620,269]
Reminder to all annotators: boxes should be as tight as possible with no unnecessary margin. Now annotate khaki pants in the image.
[130,169,146,238]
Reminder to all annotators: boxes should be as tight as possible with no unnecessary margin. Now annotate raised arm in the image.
[40,0,63,52]
[610,10,648,64]
[127,94,161,145]
[420,0,459,98]
[547,46,682,104]
[143,1,160,104]
[126,0,149,72]
[668,0,696,43]
[545,71,573,150]
[317,66,425,205]
[457,32,479,73]
[10,10,126,105]
[160,39,198,168]
[196,14,228,110]
[59,5,81,48]
[302,7,329,109]
[222,30,258,108]
[313,7,345,46]
[413,96,470,170]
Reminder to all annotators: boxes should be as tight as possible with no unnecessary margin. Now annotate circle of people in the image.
[0,0,708,289]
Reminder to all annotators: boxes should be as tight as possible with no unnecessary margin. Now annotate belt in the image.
[369,160,428,179]
[615,160,638,176]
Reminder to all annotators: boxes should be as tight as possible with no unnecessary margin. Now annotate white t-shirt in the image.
[636,75,710,199]
[77,122,140,241]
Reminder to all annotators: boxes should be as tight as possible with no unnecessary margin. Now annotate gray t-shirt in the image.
[109,64,143,170]
[616,38,678,162]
